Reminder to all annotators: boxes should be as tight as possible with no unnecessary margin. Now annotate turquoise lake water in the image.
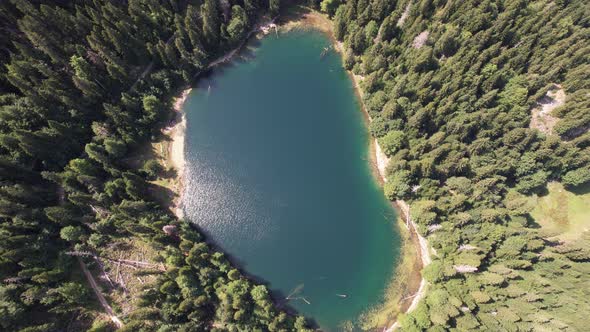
[182,29,401,330]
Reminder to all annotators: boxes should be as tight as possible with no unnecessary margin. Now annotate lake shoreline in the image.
[175,25,404,329]
[280,7,430,330]
[350,64,430,332]
[166,15,278,219]
[166,8,430,329]
[167,88,191,219]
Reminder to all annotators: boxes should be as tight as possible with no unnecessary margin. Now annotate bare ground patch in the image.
[397,2,412,27]
[412,31,429,49]
[530,84,566,135]
[98,238,163,317]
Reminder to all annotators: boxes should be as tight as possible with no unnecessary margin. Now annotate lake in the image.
[182,29,401,330]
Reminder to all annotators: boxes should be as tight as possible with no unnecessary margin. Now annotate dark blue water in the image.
[182,30,400,330]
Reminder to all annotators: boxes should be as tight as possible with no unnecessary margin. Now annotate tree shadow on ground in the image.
[568,182,590,195]
[148,182,176,211]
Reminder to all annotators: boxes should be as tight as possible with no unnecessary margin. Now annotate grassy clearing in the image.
[280,5,333,35]
[123,128,180,213]
[529,182,590,242]
[97,237,162,317]
[148,135,180,209]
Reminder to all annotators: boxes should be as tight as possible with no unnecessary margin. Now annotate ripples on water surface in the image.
[182,30,401,330]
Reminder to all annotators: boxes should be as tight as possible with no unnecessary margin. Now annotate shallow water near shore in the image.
[182,30,401,330]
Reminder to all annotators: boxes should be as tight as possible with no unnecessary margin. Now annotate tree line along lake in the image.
[181,29,402,330]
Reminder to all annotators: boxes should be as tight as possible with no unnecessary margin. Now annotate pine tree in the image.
[201,0,221,50]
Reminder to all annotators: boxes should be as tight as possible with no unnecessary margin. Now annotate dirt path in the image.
[201,17,277,73]
[128,34,175,92]
[77,257,123,329]
[206,39,251,69]
[129,61,154,91]
[58,188,122,327]
[205,43,247,70]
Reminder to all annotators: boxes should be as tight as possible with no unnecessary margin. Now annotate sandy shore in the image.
[365,102,431,332]
[164,10,430,329]
[166,17,281,220]
[280,8,432,330]
[343,35,431,332]
[168,88,191,219]
[367,100,431,332]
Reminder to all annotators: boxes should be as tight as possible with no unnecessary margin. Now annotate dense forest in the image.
[0,0,311,331]
[1,0,589,331]
[326,0,590,330]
